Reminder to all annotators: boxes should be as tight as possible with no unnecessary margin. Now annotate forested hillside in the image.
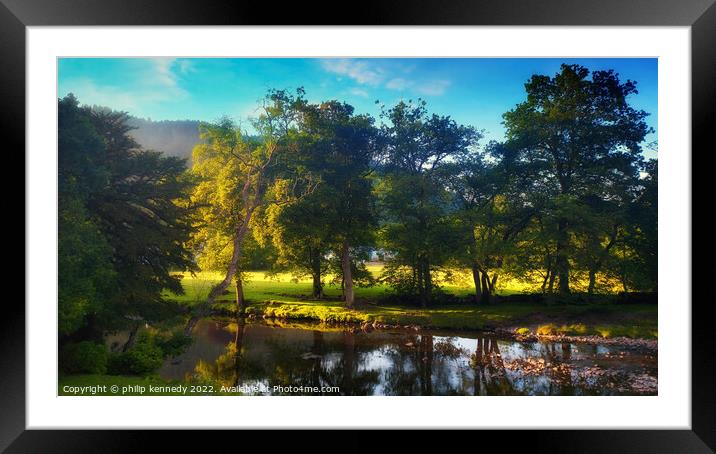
[127,117,201,161]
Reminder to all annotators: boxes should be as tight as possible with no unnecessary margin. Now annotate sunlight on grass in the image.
[167,264,533,306]
[163,265,656,339]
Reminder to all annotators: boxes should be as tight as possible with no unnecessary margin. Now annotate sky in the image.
[58,57,658,153]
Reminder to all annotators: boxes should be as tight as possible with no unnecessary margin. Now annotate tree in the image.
[378,100,480,306]
[503,64,652,295]
[58,95,116,336]
[614,158,658,292]
[268,100,378,306]
[265,191,333,298]
[58,94,196,338]
[188,89,317,326]
[449,142,536,303]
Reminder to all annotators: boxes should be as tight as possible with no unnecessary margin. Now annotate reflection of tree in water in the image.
[187,321,639,396]
[542,343,575,395]
[195,323,380,395]
[380,334,474,395]
[317,331,381,395]
[192,318,246,388]
[470,338,518,396]
[504,341,578,395]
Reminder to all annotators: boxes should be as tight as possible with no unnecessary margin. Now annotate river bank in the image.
[205,299,658,345]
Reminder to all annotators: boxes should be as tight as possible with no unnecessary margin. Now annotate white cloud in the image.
[60,78,141,112]
[60,58,191,113]
[150,58,179,88]
[385,78,409,90]
[147,58,191,98]
[321,59,451,97]
[349,87,370,97]
[321,59,384,86]
[414,79,451,96]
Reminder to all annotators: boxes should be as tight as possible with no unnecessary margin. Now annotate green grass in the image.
[166,265,521,307]
[165,266,657,339]
[252,300,657,338]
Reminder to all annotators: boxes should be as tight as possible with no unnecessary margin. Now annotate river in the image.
[156,318,657,396]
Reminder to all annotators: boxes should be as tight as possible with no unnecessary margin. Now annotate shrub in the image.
[155,331,193,358]
[107,333,164,376]
[60,341,108,374]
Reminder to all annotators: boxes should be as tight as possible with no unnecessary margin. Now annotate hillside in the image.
[127,117,201,162]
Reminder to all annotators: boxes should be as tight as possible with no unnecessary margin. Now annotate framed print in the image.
[4,0,715,450]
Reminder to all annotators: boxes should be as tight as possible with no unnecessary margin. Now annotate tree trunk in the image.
[472,263,482,303]
[310,248,323,299]
[184,201,259,335]
[341,240,354,308]
[490,274,499,294]
[235,276,246,315]
[416,258,426,307]
[423,259,432,306]
[480,271,491,305]
[588,230,617,298]
[587,268,597,296]
[541,268,551,294]
[122,323,140,352]
[556,218,571,295]
[548,270,556,294]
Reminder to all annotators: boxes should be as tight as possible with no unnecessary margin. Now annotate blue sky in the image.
[58,57,657,152]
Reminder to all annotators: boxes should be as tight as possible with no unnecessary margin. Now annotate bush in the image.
[107,333,164,376]
[60,341,108,374]
[155,331,193,358]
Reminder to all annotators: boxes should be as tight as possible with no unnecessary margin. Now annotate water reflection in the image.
[159,318,657,396]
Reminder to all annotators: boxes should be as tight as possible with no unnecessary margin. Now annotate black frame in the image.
[4,0,714,450]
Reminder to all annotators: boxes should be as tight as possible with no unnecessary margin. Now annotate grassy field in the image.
[166,263,536,306]
[250,300,657,338]
[164,264,657,339]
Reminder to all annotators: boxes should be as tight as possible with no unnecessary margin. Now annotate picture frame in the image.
[4,0,714,449]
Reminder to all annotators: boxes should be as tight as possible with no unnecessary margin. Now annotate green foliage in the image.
[377,99,480,305]
[58,94,197,337]
[155,331,194,358]
[60,341,108,375]
[262,99,379,300]
[58,197,116,335]
[502,64,653,295]
[107,333,164,376]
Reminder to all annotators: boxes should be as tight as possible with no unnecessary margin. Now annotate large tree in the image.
[58,94,196,339]
[378,100,480,306]
[188,89,317,326]
[268,100,378,306]
[449,142,537,303]
[503,64,652,295]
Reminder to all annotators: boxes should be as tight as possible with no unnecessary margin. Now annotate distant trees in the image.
[127,117,201,161]
[58,94,196,339]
